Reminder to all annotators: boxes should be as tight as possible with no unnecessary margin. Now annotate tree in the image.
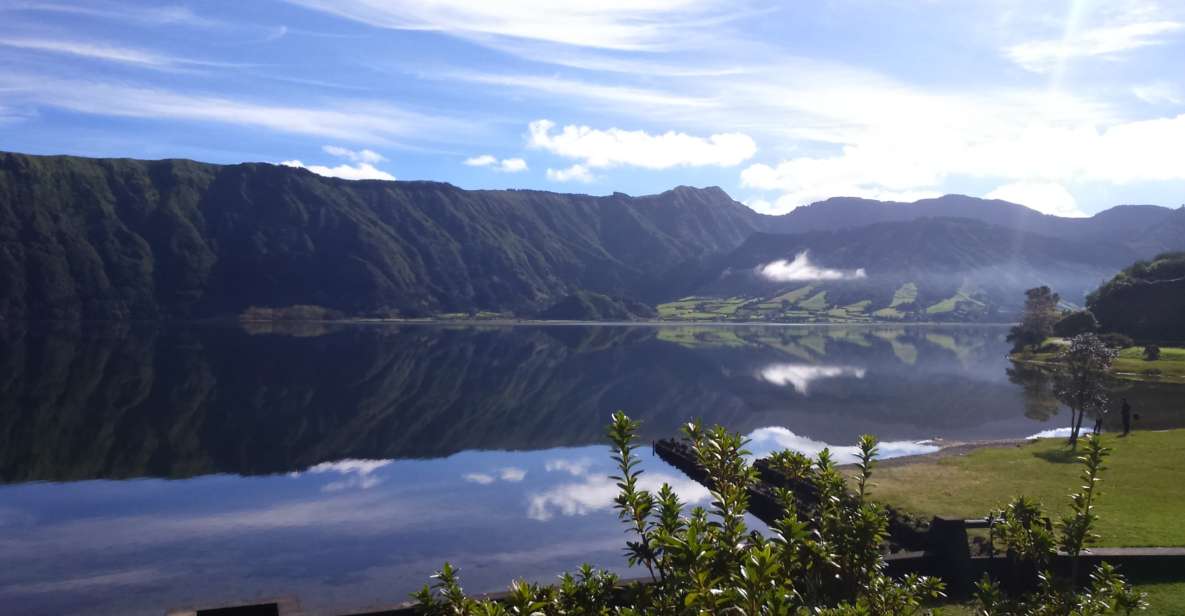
[1008,286,1060,352]
[1143,345,1161,361]
[1053,310,1098,338]
[1053,334,1117,448]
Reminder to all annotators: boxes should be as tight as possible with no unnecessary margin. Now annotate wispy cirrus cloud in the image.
[438,71,715,110]
[1132,81,1183,105]
[1005,20,1184,73]
[285,0,737,51]
[2,1,222,28]
[0,72,472,145]
[0,36,243,70]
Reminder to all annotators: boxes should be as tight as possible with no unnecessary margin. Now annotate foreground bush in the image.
[414,415,1144,615]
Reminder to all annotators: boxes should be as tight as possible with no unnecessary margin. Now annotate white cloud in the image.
[757,251,867,283]
[527,469,709,521]
[529,119,756,170]
[499,157,528,172]
[465,154,528,172]
[280,160,395,181]
[464,154,497,167]
[1133,81,1183,105]
[759,363,867,395]
[544,458,594,476]
[985,181,1085,217]
[463,466,527,484]
[305,458,393,492]
[323,145,385,163]
[1005,20,1184,74]
[740,107,1185,212]
[284,0,733,51]
[546,164,594,183]
[280,145,396,180]
[499,467,527,482]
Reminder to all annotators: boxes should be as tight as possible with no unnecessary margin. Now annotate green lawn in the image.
[870,432,1185,613]
[799,291,829,311]
[866,431,1185,547]
[1114,346,1185,381]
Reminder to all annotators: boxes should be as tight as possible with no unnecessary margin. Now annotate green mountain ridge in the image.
[666,218,1140,322]
[1088,252,1185,341]
[2,150,1181,322]
[0,151,761,319]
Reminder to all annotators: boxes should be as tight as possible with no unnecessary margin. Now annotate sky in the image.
[1,0,1183,217]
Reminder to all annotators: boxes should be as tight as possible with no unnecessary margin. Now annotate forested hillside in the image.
[0,152,760,319]
[2,151,1181,322]
[1088,252,1185,341]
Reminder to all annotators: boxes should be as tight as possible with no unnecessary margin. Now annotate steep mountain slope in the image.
[1088,252,1185,341]
[677,218,1135,322]
[0,152,762,319]
[765,195,1183,253]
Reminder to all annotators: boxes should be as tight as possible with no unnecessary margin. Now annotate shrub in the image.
[415,413,945,614]
[1053,310,1099,338]
[415,416,1145,615]
[766,449,813,480]
[1143,345,1161,361]
[979,436,1146,615]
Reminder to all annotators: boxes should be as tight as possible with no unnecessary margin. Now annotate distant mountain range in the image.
[1,150,1181,321]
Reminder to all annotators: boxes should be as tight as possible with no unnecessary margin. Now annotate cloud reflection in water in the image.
[527,458,709,522]
[759,363,867,394]
[747,427,938,464]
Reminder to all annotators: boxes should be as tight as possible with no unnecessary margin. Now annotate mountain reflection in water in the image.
[1,322,1181,615]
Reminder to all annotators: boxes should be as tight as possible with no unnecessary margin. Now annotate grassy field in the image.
[865,431,1185,547]
[1013,343,1185,383]
[1114,346,1185,381]
[871,431,1185,613]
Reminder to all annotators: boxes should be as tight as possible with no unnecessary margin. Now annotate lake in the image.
[0,322,1180,615]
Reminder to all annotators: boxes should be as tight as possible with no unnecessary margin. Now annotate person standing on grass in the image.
[1121,398,1132,436]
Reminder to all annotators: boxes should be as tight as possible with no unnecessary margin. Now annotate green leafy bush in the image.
[414,417,1143,615]
[979,436,1146,615]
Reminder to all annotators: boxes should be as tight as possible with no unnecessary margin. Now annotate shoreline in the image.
[242,317,1019,329]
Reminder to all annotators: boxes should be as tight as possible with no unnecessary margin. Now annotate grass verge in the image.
[865,430,1185,547]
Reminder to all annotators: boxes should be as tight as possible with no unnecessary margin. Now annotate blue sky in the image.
[1,0,1183,216]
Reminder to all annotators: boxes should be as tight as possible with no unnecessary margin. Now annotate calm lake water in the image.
[0,322,1181,615]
